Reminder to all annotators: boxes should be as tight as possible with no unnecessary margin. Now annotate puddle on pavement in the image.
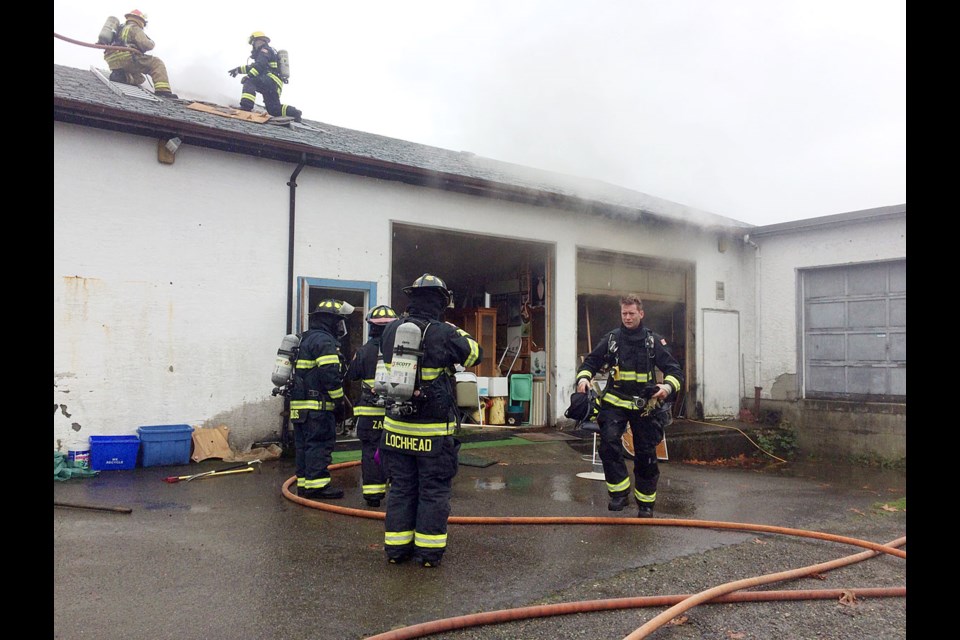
[564,439,906,495]
[756,458,906,494]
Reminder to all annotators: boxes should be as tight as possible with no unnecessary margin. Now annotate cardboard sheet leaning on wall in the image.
[191,425,282,463]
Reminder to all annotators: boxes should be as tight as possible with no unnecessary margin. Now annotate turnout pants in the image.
[381,436,460,564]
[356,415,387,501]
[105,52,173,93]
[293,410,337,492]
[240,75,302,119]
[597,406,664,505]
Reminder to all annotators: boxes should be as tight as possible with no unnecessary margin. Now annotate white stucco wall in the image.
[55,121,750,450]
[745,218,907,399]
[55,124,293,450]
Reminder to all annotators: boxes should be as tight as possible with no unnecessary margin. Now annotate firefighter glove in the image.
[228,67,241,77]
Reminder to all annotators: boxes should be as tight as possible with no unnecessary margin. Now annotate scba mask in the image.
[311,299,355,338]
[335,318,348,339]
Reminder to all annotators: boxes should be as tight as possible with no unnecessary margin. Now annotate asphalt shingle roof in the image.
[54,63,748,230]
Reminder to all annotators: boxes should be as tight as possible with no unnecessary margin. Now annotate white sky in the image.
[54,1,905,226]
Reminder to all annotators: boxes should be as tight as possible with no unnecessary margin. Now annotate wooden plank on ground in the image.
[187,102,271,123]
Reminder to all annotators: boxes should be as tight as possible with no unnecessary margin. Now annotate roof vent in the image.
[91,66,162,102]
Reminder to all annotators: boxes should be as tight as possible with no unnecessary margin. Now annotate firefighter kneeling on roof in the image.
[228,31,303,121]
[378,274,482,568]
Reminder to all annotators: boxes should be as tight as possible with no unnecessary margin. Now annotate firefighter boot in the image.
[387,550,412,565]
[415,555,441,569]
[637,502,655,518]
[608,494,629,511]
[302,485,344,500]
[364,494,384,508]
[108,69,126,83]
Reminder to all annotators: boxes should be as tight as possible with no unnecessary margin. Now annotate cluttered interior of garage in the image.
[390,223,553,428]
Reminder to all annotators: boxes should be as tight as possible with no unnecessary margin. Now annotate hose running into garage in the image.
[282,462,905,639]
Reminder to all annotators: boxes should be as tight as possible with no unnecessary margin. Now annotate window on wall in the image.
[801,260,906,402]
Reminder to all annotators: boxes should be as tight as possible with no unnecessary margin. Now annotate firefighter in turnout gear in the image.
[290,299,354,499]
[378,274,482,568]
[103,10,177,98]
[345,304,399,508]
[228,32,303,121]
[576,294,683,518]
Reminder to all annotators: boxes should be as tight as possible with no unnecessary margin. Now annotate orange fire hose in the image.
[283,461,905,639]
[363,586,905,640]
[53,32,141,54]
[283,464,905,559]
[623,536,906,640]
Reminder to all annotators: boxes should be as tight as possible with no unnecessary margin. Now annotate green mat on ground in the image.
[331,435,556,465]
[458,453,498,467]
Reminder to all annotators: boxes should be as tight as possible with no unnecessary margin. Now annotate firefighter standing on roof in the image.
[378,274,482,568]
[289,299,353,500]
[576,294,683,518]
[345,304,398,508]
[228,32,303,121]
[103,10,177,98]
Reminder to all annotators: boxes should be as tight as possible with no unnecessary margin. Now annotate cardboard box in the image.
[488,377,509,397]
[476,376,490,396]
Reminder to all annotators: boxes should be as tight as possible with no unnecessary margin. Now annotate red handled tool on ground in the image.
[163,459,262,483]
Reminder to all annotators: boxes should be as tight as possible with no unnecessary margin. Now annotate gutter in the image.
[286,155,306,334]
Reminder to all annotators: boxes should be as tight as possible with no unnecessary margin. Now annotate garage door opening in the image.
[391,223,555,425]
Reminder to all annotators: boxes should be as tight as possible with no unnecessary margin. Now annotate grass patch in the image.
[752,427,798,459]
[848,453,906,470]
[874,496,906,513]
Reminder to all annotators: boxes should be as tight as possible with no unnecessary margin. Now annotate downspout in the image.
[286,154,307,333]
[743,234,761,418]
[280,154,307,451]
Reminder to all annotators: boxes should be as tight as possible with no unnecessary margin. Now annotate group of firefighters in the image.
[100,10,302,120]
[93,11,685,569]
[290,273,683,568]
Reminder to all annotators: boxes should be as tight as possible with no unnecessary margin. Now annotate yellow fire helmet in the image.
[248,31,271,45]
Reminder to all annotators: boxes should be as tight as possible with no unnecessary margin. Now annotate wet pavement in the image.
[53,429,907,640]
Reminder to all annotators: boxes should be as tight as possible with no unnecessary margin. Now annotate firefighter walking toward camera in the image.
[378,274,482,568]
[228,32,303,121]
[289,299,353,499]
[345,304,399,508]
[576,294,683,518]
[102,10,178,98]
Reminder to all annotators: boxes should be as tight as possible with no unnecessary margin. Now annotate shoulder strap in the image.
[605,329,621,366]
